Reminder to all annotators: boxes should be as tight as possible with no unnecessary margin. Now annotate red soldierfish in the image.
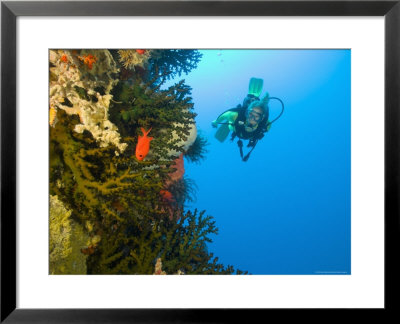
[135,127,153,161]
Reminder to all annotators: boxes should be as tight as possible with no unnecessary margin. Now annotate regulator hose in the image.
[268,97,285,124]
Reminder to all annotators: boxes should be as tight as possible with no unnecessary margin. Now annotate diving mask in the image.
[246,109,263,122]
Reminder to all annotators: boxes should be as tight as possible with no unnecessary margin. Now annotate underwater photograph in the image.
[49,49,351,275]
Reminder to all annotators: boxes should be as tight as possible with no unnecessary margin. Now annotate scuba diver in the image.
[211,77,284,162]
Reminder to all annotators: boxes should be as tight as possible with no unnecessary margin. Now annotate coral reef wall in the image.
[50,49,127,153]
[49,49,246,275]
[49,195,89,274]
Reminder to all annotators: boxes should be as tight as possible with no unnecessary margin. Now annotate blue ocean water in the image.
[167,49,351,275]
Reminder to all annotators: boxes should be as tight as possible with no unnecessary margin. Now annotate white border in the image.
[17,17,384,308]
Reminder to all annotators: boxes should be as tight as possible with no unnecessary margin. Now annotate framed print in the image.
[1,0,399,322]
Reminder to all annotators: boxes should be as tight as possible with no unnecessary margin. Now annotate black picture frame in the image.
[1,0,399,322]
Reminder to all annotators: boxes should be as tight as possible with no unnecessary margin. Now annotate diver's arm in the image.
[212,111,238,127]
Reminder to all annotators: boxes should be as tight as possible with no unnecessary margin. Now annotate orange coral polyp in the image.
[79,54,97,69]
[60,54,68,63]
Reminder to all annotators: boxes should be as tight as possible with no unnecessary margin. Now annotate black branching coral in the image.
[184,133,209,164]
[49,49,246,275]
[109,77,197,160]
[147,49,203,81]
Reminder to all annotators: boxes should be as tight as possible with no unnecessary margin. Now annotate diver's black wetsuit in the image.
[214,94,272,161]
[229,105,270,145]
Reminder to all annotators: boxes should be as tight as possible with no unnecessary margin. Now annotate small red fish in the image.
[136,49,146,55]
[135,127,153,161]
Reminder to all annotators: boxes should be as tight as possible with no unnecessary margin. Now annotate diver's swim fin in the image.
[214,124,230,142]
[248,77,263,97]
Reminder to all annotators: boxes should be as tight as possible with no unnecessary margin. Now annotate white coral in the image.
[117,49,152,70]
[49,49,127,153]
[167,121,197,158]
